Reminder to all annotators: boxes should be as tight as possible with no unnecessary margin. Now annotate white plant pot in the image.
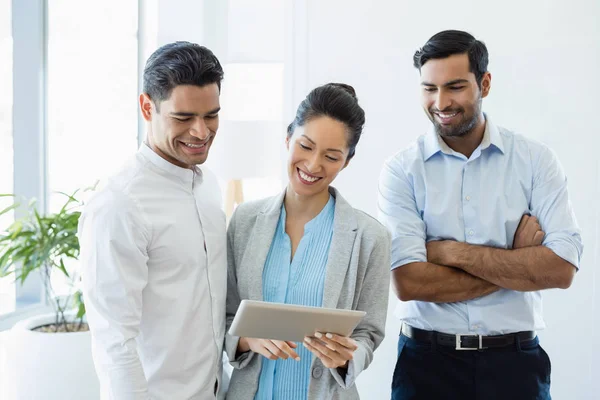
[6,313,99,400]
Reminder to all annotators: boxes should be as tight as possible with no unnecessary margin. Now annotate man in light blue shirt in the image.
[378,30,583,400]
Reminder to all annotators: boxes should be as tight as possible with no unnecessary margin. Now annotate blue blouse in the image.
[255,195,335,400]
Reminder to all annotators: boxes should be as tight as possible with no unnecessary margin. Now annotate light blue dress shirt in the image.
[377,116,583,335]
[255,195,335,400]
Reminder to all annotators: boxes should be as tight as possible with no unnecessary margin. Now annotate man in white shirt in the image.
[78,42,227,400]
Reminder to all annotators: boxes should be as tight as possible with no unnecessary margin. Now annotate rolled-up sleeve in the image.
[531,145,583,269]
[377,158,427,270]
[78,188,151,399]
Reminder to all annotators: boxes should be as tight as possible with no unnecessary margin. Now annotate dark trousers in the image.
[391,333,552,400]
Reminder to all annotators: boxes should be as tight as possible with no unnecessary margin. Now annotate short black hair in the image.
[287,83,366,160]
[413,30,489,86]
[143,41,224,109]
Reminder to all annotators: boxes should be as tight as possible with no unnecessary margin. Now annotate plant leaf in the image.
[56,190,80,214]
[33,208,48,238]
[0,188,86,320]
[84,181,99,192]
[9,221,23,239]
[73,290,86,319]
[0,247,16,272]
[76,302,85,319]
[0,203,19,217]
[58,258,70,278]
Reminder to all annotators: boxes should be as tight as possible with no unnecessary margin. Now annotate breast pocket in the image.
[419,180,464,241]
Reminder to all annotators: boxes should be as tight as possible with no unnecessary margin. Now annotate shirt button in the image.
[469,230,474,236]
[312,367,323,379]
[465,195,471,201]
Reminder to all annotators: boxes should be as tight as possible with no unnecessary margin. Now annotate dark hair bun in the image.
[326,83,357,100]
[287,82,365,159]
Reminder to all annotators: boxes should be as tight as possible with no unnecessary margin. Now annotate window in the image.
[0,0,14,316]
[47,0,139,295]
[207,63,285,214]
[215,0,287,208]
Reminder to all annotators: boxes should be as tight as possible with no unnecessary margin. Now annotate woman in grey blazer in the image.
[225,83,391,399]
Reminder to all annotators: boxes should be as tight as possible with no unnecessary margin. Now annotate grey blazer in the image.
[224,187,391,400]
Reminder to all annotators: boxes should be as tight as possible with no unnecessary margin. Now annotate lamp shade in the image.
[206,120,284,181]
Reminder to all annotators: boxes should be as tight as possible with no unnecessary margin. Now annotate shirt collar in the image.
[139,143,201,186]
[279,193,335,233]
[423,113,505,161]
[485,115,505,154]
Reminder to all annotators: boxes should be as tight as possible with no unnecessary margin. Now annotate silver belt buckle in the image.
[455,334,484,350]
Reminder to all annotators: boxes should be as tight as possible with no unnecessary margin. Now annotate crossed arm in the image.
[392,260,498,303]
[393,215,577,302]
[378,147,582,304]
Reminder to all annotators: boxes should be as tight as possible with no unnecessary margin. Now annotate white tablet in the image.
[228,300,366,342]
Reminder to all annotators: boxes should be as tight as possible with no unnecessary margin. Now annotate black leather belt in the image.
[401,323,536,350]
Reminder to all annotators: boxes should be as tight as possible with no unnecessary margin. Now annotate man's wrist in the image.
[451,241,474,270]
[457,241,492,275]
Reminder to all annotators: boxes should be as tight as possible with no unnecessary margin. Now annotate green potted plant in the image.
[0,188,100,399]
[0,190,86,330]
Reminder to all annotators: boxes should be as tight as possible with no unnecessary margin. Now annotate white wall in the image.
[0,332,10,399]
[285,1,600,399]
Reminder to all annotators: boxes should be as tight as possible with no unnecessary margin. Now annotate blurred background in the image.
[0,0,598,398]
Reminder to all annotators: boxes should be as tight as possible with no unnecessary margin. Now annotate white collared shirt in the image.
[79,144,227,399]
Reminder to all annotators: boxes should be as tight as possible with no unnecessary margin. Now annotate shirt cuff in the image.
[390,236,427,270]
[225,334,255,369]
[544,234,582,270]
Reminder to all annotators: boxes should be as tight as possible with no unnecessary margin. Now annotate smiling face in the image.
[420,53,490,138]
[140,84,221,168]
[286,116,350,198]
